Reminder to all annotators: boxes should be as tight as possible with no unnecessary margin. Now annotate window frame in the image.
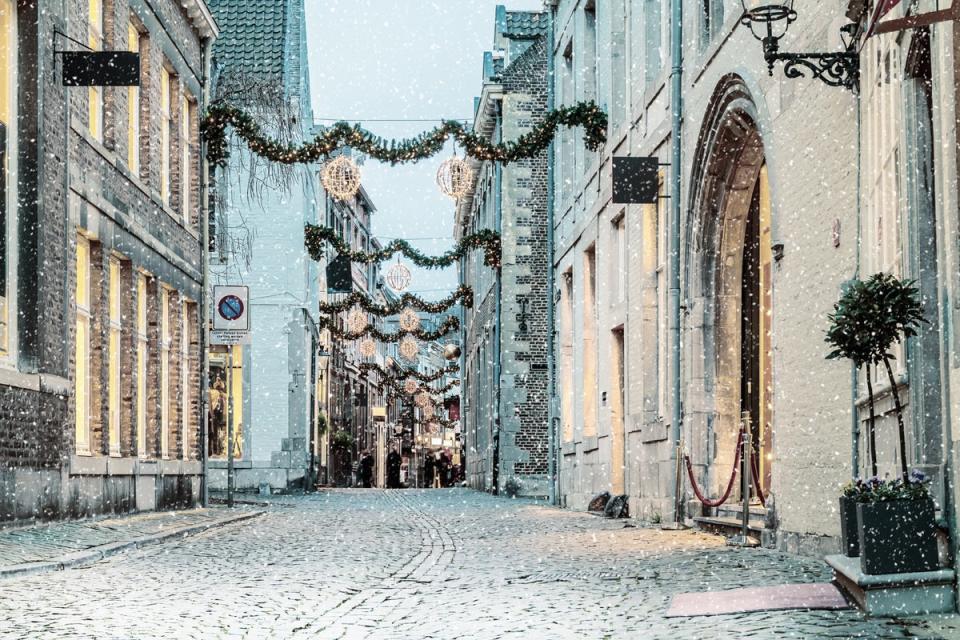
[75,236,92,455]
[160,286,171,458]
[87,0,104,141]
[136,271,148,458]
[180,301,190,459]
[180,91,193,226]
[126,21,141,174]
[160,65,172,205]
[108,256,122,456]
[0,0,17,363]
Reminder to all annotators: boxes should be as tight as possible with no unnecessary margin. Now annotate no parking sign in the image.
[211,285,251,345]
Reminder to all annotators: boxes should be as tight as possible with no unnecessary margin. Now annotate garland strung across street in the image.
[202,101,608,167]
[358,362,460,383]
[318,286,473,316]
[318,315,459,342]
[305,225,502,269]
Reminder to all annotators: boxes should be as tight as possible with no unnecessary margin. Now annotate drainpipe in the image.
[546,9,558,506]
[850,78,862,480]
[493,101,504,495]
[668,0,685,526]
[199,36,213,508]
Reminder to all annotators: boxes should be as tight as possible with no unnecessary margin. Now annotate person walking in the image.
[423,453,435,489]
[360,450,375,488]
[387,446,402,489]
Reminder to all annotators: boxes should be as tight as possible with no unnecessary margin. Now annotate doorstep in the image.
[826,554,956,616]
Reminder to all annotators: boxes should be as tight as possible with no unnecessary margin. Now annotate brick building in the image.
[456,6,550,497]
[0,0,216,523]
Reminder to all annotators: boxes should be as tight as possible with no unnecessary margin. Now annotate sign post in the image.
[210,286,251,507]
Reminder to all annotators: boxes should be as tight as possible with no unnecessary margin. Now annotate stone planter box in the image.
[857,499,938,575]
[839,496,860,557]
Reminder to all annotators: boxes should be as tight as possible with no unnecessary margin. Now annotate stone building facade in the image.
[457,7,549,497]
[205,0,323,493]
[0,0,216,523]
[549,0,867,552]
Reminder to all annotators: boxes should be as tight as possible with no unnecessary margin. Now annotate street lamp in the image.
[740,0,859,91]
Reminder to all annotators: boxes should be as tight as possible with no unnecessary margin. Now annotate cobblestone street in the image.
[2,489,958,639]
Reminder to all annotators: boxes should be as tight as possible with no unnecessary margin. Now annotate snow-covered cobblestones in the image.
[0,489,954,638]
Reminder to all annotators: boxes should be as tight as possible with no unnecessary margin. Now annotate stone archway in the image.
[684,75,774,500]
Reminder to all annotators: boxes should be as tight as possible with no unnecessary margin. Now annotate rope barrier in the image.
[750,450,767,507]
[684,431,743,508]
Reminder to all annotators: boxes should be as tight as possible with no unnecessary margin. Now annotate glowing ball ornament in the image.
[414,391,432,407]
[399,308,420,332]
[427,421,440,435]
[422,403,435,419]
[386,262,412,292]
[321,155,362,201]
[403,378,419,395]
[436,156,473,200]
[358,338,376,358]
[346,308,368,334]
[399,336,419,360]
[443,343,462,361]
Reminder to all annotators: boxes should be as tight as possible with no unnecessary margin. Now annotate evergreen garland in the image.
[306,225,501,269]
[358,362,460,383]
[319,315,459,342]
[202,101,608,167]
[319,286,473,315]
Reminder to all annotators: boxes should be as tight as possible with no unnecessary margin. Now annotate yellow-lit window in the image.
[108,257,121,455]
[87,0,103,141]
[0,0,16,357]
[160,66,171,204]
[180,302,190,458]
[161,287,170,458]
[136,272,147,457]
[127,22,140,173]
[180,93,192,225]
[75,236,91,454]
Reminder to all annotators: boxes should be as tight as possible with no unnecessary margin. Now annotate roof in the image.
[207,0,288,78]
[504,11,547,38]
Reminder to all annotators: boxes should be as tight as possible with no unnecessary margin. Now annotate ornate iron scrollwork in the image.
[773,52,860,91]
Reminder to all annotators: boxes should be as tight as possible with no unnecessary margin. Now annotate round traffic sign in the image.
[218,294,244,321]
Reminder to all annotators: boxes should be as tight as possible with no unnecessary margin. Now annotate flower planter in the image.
[838,496,860,557]
[857,498,938,575]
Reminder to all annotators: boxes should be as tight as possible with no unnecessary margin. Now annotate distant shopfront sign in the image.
[211,285,251,345]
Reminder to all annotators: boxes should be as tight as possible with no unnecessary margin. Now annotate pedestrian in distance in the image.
[387,446,402,489]
[360,450,375,488]
[423,454,435,489]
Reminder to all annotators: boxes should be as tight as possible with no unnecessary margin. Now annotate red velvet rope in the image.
[684,430,742,508]
[751,451,767,507]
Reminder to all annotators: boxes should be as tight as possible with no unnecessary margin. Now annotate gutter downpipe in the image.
[668,0,685,525]
[493,101,504,496]
[850,78,862,479]
[199,36,213,508]
[546,8,558,506]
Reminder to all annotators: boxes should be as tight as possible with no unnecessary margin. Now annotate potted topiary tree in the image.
[826,273,930,570]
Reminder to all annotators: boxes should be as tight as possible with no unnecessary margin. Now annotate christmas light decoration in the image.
[399,308,420,332]
[359,338,377,358]
[346,307,368,334]
[386,262,412,291]
[318,286,473,316]
[436,155,473,199]
[443,344,462,361]
[318,315,459,342]
[320,155,362,200]
[399,336,419,361]
[404,378,419,395]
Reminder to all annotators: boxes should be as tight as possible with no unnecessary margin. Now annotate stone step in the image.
[693,516,766,537]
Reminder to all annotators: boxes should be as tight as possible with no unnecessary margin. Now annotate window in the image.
[583,1,598,104]
[613,215,626,303]
[700,0,724,48]
[127,22,140,174]
[136,272,148,457]
[160,66,172,204]
[160,287,171,458]
[180,302,191,458]
[75,237,92,454]
[656,178,668,418]
[0,0,16,358]
[88,0,104,141]
[180,92,193,225]
[108,257,121,455]
[642,0,664,87]
[583,246,598,437]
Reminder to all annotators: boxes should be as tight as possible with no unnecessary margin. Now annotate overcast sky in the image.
[305,0,543,298]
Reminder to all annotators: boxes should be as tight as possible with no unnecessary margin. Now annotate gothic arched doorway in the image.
[685,75,774,502]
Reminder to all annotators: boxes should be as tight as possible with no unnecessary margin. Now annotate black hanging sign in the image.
[612,156,659,204]
[326,254,354,294]
[62,51,140,87]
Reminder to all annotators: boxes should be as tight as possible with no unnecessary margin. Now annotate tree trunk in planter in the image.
[857,499,938,574]
[839,496,860,557]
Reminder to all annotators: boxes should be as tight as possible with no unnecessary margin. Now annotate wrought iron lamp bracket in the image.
[760,34,860,92]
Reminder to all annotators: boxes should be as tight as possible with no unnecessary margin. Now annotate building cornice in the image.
[179,0,219,39]
[454,82,503,237]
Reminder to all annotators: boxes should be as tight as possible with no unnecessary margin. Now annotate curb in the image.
[0,510,263,580]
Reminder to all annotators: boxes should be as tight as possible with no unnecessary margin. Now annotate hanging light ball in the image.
[399,336,419,361]
[415,391,432,407]
[427,421,439,435]
[359,338,377,358]
[422,403,435,419]
[403,378,419,395]
[386,262,412,292]
[346,308,368,334]
[443,343,462,361]
[399,308,420,332]
[321,155,362,201]
[436,156,473,200]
